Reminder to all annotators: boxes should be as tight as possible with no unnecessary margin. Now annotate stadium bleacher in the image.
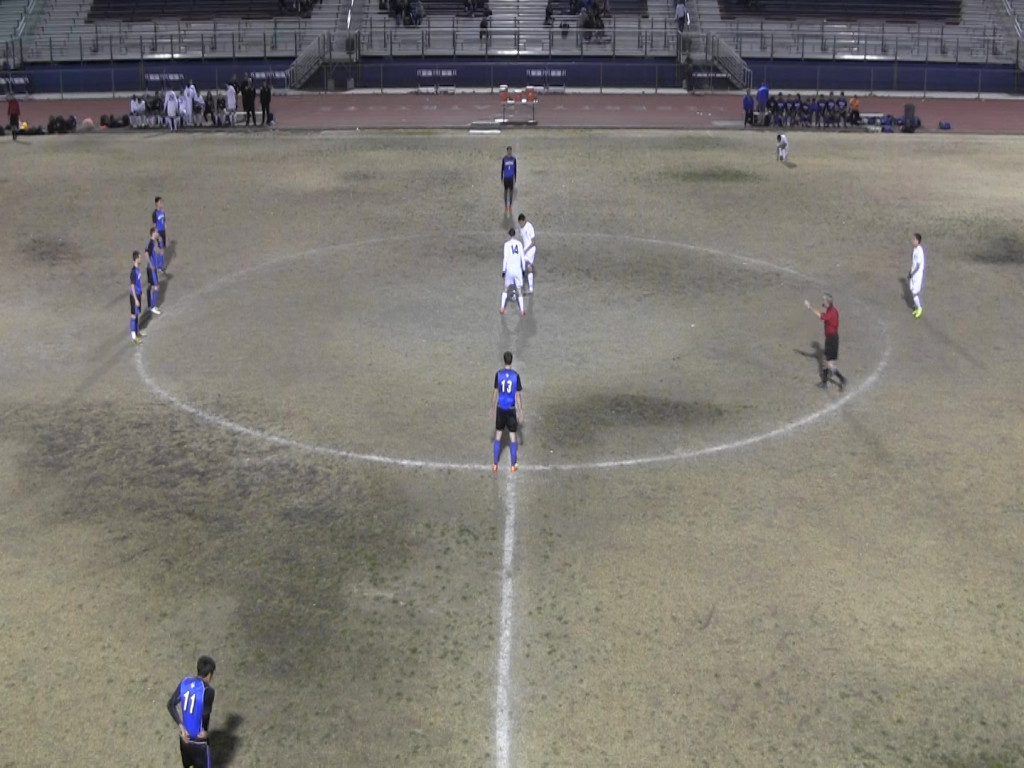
[718,0,962,23]
[87,0,295,22]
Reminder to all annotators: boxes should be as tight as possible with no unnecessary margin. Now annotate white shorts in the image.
[909,276,923,295]
[504,273,522,290]
[523,246,536,265]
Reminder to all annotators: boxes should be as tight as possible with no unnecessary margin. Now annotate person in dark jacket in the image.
[259,80,272,126]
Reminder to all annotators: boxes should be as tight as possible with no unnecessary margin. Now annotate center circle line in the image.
[136,232,890,472]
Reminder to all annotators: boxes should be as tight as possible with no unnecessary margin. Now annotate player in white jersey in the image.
[908,232,925,318]
[517,213,537,294]
[776,133,788,162]
[500,227,526,316]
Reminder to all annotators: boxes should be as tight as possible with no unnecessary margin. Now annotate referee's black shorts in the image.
[495,407,518,433]
[824,334,839,362]
[179,737,211,768]
[503,177,514,191]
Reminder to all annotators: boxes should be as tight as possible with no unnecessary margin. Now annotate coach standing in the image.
[7,93,20,140]
[259,80,272,126]
[805,292,847,391]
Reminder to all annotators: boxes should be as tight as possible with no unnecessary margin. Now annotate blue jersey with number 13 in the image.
[495,369,520,410]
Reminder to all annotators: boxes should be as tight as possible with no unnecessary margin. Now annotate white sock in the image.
[528,273,534,291]
[518,295,524,314]
[913,295,921,309]
[500,292,507,310]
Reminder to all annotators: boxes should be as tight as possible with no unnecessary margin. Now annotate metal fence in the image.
[357,15,682,57]
[706,24,1021,65]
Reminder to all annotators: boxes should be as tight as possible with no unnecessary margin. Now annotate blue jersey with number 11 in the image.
[502,156,516,180]
[178,677,208,739]
[495,369,520,410]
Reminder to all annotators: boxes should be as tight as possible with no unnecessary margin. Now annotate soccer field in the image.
[1,128,1023,768]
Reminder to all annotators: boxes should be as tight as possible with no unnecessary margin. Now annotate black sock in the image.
[820,369,829,384]
[835,370,845,383]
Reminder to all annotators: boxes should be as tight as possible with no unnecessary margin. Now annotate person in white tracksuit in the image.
[164,89,178,130]
[908,233,926,318]
[183,80,198,126]
[225,83,237,126]
[777,133,788,162]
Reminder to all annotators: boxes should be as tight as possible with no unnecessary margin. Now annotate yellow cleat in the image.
[913,308,922,318]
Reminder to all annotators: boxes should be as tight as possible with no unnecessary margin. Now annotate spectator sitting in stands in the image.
[569,0,582,13]
[580,4,605,41]
[410,0,424,24]
[544,0,555,25]
[597,0,610,17]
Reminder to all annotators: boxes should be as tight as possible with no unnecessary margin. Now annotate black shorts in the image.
[178,737,211,768]
[503,178,514,191]
[129,295,141,315]
[824,334,839,362]
[495,408,518,433]
[158,230,167,248]
[147,267,159,286]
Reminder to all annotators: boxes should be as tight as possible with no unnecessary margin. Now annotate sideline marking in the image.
[136,232,891,472]
[495,472,517,768]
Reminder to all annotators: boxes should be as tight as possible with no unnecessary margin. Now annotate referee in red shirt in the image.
[805,292,847,391]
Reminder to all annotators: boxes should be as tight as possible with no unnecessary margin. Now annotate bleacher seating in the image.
[718,0,961,23]
[87,0,293,22]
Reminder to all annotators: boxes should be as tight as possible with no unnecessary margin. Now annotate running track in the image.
[14,90,1024,132]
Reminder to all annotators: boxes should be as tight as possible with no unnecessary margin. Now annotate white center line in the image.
[495,471,518,768]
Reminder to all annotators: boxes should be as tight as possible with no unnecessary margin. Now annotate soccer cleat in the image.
[913,307,922,318]
[138,330,147,337]
[520,311,525,317]
[492,464,498,473]
[150,307,161,315]
[132,337,143,345]
[510,464,518,473]
[500,307,505,315]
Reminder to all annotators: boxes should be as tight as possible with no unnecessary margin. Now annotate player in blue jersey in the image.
[501,146,517,216]
[152,196,167,272]
[146,227,163,316]
[129,250,145,344]
[167,655,217,768]
[491,351,524,472]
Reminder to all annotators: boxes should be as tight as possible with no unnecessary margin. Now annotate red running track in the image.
[14,91,1024,133]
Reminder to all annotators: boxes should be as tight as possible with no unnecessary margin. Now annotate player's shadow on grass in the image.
[498,295,537,351]
[898,276,916,310]
[794,341,823,368]
[165,239,177,271]
[783,160,798,169]
[208,712,243,766]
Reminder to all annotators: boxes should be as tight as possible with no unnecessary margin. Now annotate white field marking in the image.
[495,471,517,768]
[136,231,891,472]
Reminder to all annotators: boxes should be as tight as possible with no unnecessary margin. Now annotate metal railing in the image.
[700,23,1018,64]
[13,16,350,63]
[358,14,681,56]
